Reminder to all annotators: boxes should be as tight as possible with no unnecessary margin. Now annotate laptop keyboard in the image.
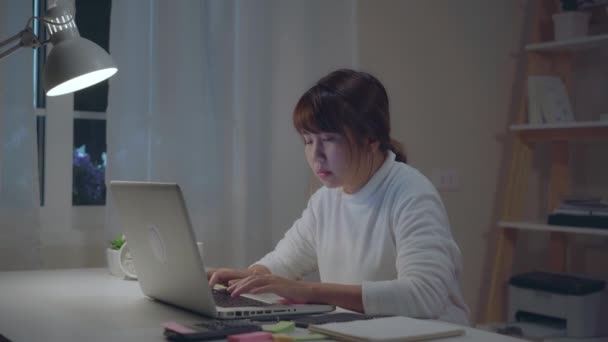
[212,289,271,307]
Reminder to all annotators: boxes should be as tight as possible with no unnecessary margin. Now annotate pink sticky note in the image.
[227,331,273,342]
[161,321,196,334]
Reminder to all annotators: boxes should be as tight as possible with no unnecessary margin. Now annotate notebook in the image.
[109,181,335,319]
[308,316,465,342]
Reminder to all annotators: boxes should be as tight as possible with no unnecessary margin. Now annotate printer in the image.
[508,271,608,338]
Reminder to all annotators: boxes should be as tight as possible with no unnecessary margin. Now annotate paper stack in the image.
[308,316,465,342]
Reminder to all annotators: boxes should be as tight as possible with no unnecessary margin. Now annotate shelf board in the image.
[525,34,608,52]
[499,221,608,237]
[509,121,608,142]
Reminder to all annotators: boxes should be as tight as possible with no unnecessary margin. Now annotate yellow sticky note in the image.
[272,334,295,342]
[262,321,295,334]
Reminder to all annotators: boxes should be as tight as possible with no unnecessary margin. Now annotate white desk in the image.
[0,268,523,342]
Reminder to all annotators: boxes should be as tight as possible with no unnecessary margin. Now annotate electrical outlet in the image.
[431,168,460,192]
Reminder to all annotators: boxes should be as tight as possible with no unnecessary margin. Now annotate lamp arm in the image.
[0,15,60,61]
[0,43,23,60]
[0,31,23,49]
[0,29,30,60]
[0,27,44,61]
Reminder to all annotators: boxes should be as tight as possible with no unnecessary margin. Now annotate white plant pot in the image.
[106,248,125,278]
[552,11,591,41]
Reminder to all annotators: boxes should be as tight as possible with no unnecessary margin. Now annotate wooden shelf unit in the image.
[480,0,608,325]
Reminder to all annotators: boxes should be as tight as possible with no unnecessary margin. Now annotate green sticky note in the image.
[262,321,295,333]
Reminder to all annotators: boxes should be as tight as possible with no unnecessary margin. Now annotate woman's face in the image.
[302,131,357,190]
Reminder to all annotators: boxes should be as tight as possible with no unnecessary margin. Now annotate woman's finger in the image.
[208,272,221,288]
[229,275,273,296]
[209,269,246,288]
[227,275,260,295]
[227,279,240,287]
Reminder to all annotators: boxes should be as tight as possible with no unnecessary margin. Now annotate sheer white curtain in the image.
[106,0,357,268]
[0,0,42,269]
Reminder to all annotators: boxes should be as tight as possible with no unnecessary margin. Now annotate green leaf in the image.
[109,234,125,250]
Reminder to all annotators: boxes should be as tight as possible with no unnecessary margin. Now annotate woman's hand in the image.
[207,264,272,288]
[207,268,251,288]
[227,274,313,304]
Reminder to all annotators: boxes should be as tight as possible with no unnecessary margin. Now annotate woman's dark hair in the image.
[293,69,406,163]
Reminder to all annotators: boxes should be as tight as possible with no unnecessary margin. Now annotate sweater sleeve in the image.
[361,191,464,319]
[253,196,319,280]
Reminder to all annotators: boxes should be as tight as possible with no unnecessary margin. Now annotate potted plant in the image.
[106,235,126,277]
[553,0,592,41]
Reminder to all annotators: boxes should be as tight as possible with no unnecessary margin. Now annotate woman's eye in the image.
[322,137,334,142]
[303,140,312,145]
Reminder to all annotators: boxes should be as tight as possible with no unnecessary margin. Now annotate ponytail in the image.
[388,138,407,164]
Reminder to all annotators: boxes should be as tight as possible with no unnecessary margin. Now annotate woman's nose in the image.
[312,141,325,160]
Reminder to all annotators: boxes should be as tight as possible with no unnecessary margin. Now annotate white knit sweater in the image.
[255,151,470,325]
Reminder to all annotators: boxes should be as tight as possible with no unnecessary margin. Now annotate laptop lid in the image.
[109,181,334,319]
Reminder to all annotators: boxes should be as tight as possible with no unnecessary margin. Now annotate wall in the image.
[356,0,526,322]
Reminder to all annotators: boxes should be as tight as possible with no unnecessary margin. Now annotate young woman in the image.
[208,69,470,325]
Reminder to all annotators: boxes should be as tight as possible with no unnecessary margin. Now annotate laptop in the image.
[109,181,335,319]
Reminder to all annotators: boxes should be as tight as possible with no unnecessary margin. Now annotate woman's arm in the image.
[307,282,363,312]
[362,192,467,321]
[227,274,364,312]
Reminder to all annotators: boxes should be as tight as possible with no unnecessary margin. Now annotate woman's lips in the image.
[316,170,332,178]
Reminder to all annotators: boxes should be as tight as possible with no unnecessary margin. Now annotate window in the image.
[73,118,106,205]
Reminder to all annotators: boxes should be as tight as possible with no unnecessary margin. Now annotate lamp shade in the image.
[44,37,117,97]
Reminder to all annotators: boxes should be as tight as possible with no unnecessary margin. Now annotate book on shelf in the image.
[553,196,608,217]
[553,208,592,216]
[308,316,465,342]
[554,204,608,215]
[561,194,603,205]
[579,0,608,9]
[527,76,575,124]
[547,214,608,229]
[549,195,608,227]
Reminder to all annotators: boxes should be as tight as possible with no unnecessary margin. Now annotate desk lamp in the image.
[0,2,117,96]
